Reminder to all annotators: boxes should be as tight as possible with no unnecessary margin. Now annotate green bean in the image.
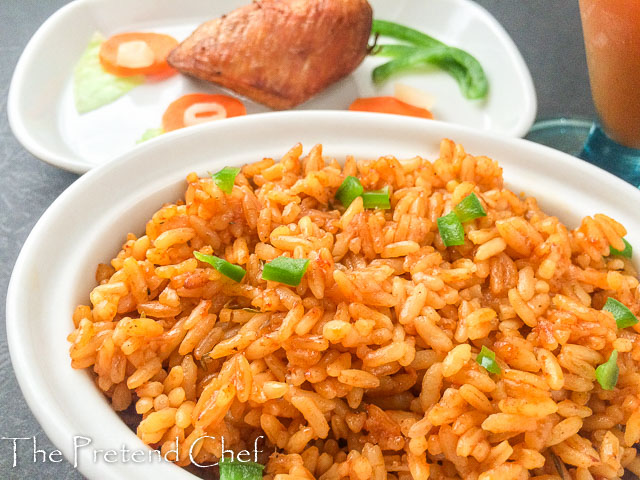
[373,44,474,96]
[372,19,444,48]
[372,45,488,100]
[374,44,467,86]
[374,45,471,94]
[370,20,489,100]
[372,44,422,58]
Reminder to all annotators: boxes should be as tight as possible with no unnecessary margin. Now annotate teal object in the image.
[526,118,640,188]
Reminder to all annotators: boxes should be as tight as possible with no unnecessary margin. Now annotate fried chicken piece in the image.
[168,0,372,110]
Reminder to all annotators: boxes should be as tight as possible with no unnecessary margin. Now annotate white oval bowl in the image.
[8,0,536,173]
[7,111,636,480]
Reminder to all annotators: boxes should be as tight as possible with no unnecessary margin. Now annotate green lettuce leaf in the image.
[136,127,164,144]
[73,32,144,114]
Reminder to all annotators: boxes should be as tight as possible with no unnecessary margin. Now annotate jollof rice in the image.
[68,140,640,479]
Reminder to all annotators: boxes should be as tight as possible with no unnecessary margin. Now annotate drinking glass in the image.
[526,0,640,186]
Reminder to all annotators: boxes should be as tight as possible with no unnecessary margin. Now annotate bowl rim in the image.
[7,110,636,480]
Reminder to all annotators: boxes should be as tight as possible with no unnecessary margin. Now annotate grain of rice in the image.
[338,369,380,389]
[442,344,472,377]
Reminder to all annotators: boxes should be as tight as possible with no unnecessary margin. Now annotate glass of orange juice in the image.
[528,0,640,185]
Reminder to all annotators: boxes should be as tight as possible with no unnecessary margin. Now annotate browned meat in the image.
[168,0,372,110]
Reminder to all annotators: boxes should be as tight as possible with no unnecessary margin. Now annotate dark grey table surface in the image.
[0,1,596,478]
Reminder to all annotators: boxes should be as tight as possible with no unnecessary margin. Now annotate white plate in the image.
[6,111,638,480]
[8,0,536,173]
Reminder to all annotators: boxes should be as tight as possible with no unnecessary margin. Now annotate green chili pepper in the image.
[609,238,632,258]
[262,257,310,286]
[335,176,364,207]
[194,252,246,283]
[219,460,264,480]
[212,166,241,194]
[454,193,487,223]
[603,297,639,329]
[362,186,391,209]
[595,350,619,391]
[437,211,465,247]
[476,346,501,374]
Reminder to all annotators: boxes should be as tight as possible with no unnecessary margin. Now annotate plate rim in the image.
[459,0,537,138]
[8,0,87,173]
[8,0,537,174]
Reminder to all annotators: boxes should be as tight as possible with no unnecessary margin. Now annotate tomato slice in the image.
[348,96,434,119]
[99,32,178,77]
[162,94,247,132]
